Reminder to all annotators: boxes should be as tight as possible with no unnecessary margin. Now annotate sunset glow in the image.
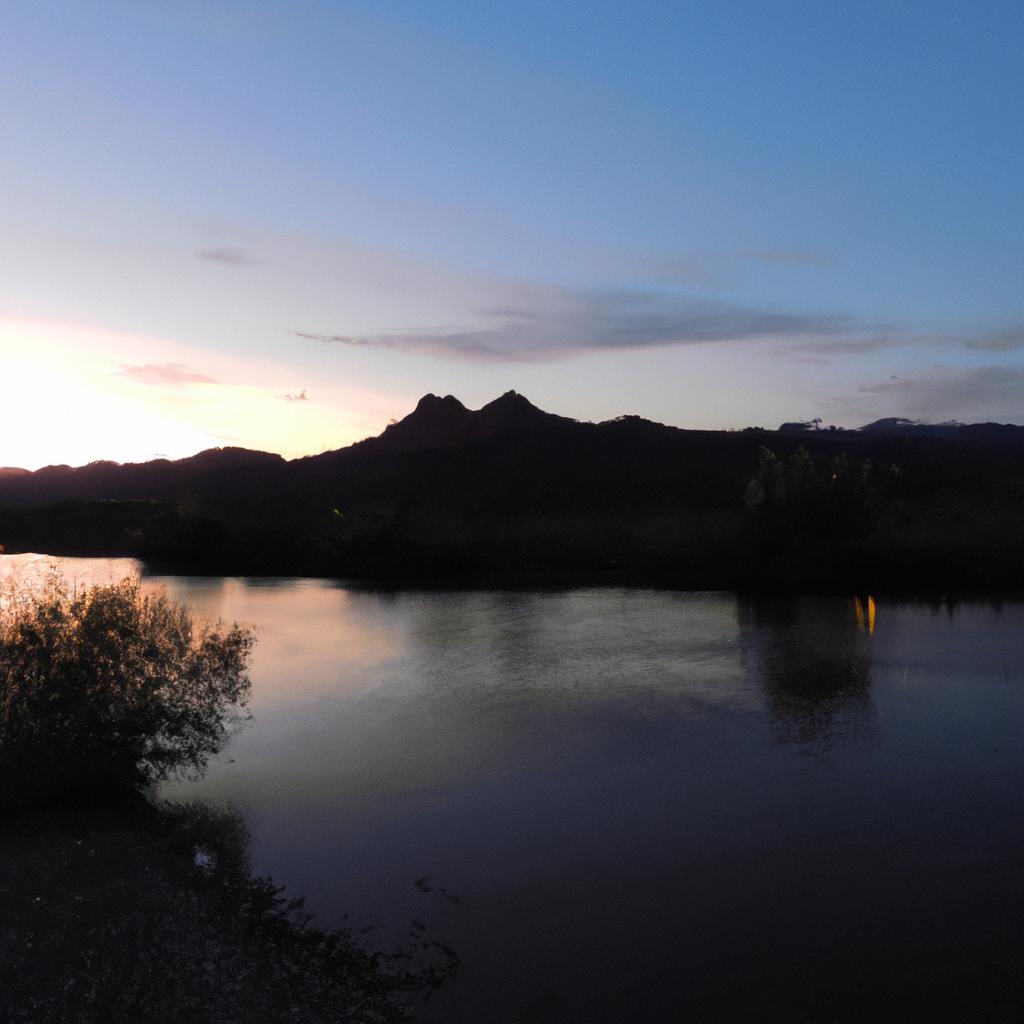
[4,6,1024,1022]
[2,1,1022,468]
[0,319,399,469]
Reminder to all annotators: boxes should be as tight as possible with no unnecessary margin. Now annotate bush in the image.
[0,573,254,804]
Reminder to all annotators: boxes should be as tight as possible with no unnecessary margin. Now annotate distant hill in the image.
[3,393,1024,588]
[0,447,289,509]
[859,418,964,440]
[858,417,1024,444]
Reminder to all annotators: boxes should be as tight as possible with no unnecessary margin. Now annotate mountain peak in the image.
[482,389,535,411]
[369,393,472,452]
[413,393,468,416]
[357,390,560,455]
[478,390,548,424]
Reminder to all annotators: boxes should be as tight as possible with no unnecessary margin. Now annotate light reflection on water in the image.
[6,554,1024,1021]
[0,552,141,589]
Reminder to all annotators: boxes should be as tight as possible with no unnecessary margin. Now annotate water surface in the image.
[6,554,1024,1021]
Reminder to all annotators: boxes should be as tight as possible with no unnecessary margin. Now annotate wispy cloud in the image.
[965,325,1024,352]
[859,364,1024,422]
[115,362,219,386]
[297,286,849,363]
[195,246,259,266]
[791,335,899,355]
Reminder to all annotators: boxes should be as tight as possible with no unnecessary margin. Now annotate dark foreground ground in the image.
[0,798,456,1024]
[4,797,1022,1023]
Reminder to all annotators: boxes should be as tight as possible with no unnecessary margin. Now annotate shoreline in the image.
[4,547,1022,600]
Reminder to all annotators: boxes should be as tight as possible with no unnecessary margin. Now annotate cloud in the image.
[746,249,830,268]
[861,373,918,394]
[785,324,1006,358]
[296,286,849,363]
[791,335,900,355]
[284,389,309,402]
[195,246,259,266]
[647,257,718,287]
[859,364,1024,422]
[965,325,1024,352]
[115,363,219,386]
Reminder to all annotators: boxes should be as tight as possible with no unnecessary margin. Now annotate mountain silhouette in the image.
[2,393,1024,587]
[859,418,963,439]
[343,390,565,456]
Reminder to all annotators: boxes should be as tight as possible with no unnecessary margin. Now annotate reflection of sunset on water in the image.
[0,554,142,588]
[150,576,404,704]
[0,556,402,704]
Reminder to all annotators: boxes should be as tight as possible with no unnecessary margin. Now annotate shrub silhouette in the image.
[747,446,875,548]
[0,573,254,804]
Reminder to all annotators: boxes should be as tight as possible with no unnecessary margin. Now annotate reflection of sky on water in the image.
[7,555,1024,1022]
[158,585,765,814]
[151,576,405,703]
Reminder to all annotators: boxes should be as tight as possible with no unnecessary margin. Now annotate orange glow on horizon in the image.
[0,318,401,470]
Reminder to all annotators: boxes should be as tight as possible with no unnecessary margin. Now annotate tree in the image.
[746,446,875,549]
[0,573,255,804]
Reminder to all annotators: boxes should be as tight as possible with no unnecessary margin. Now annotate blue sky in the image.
[2,0,1022,467]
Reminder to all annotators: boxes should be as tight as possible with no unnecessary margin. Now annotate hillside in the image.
[3,393,1024,588]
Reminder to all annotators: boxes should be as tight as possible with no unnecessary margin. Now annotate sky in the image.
[2,0,1023,469]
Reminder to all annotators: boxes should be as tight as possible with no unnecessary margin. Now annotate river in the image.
[4,553,1024,1021]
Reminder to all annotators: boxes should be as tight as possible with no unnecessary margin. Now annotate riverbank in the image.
[7,532,1024,594]
[0,797,456,1024]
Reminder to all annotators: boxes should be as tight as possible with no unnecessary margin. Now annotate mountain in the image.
[3,394,1024,588]
[352,390,565,454]
[859,418,964,439]
[0,448,288,508]
[296,390,576,469]
[859,417,1024,446]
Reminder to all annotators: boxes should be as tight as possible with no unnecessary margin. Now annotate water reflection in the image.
[0,552,141,588]
[739,596,876,751]
[396,588,755,714]
[9,556,1024,1022]
[155,586,756,800]
[149,576,404,702]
